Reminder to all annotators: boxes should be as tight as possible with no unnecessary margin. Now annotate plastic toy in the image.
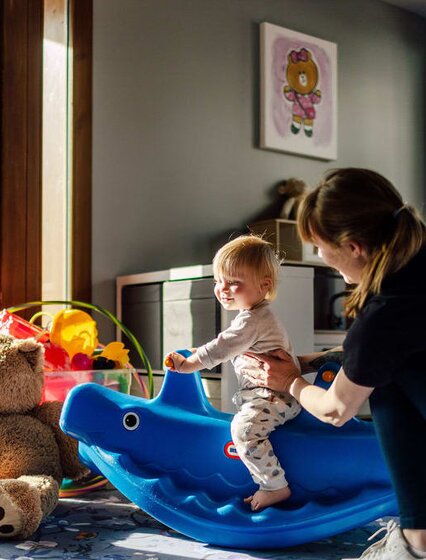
[50,309,99,359]
[1,301,151,501]
[60,354,397,550]
[100,342,130,368]
[71,352,93,371]
[7,300,154,398]
[0,309,49,342]
[164,355,174,369]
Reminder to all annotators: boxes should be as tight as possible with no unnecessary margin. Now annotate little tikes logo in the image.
[224,441,240,460]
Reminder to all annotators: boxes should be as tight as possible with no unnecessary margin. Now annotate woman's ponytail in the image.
[346,205,426,315]
[297,169,426,317]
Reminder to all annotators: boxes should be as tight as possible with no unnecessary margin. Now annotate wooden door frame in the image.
[0,0,92,312]
[71,0,92,303]
[0,0,43,313]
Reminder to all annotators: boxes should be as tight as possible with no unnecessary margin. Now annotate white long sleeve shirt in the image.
[196,301,299,391]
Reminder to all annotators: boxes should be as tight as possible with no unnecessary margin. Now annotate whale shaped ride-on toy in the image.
[60,355,397,549]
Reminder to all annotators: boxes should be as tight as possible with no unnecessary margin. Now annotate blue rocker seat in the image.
[60,356,396,550]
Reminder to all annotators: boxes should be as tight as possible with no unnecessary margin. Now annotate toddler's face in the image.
[213,270,269,311]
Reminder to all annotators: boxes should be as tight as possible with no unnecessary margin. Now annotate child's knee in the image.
[230,417,244,444]
[231,417,262,446]
[231,416,250,444]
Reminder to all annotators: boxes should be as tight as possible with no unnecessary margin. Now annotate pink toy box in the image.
[42,369,133,403]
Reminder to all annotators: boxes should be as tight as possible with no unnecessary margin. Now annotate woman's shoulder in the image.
[382,245,426,295]
[353,290,425,338]
[344,288,426,372]
[345,300,384,346]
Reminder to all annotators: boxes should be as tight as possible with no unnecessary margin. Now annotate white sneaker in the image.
[342,520,426,559]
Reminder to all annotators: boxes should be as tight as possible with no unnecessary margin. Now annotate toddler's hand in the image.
[164,351,202,374]
[164,352,185,371]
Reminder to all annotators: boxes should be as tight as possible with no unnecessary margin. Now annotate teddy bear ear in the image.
[0,333,20,356]
[16,338,44,374]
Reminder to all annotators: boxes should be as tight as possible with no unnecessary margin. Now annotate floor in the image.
[0,487,394,560]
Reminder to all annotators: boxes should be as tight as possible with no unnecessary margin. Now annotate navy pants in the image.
[370,368,426,528]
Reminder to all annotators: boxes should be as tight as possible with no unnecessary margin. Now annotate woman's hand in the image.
[242,349,302,393]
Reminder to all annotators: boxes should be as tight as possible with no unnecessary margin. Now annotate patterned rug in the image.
[0,487,394,560]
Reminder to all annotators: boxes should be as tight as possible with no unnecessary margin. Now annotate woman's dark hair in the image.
[297,168,426,316]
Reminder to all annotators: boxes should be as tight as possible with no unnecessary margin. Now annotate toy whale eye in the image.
[123,412,140,431]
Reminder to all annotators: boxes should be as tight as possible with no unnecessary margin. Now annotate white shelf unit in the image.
[249,219,323,264]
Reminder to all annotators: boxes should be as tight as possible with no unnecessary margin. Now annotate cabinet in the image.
[162,278,220,372]
[120,283,162,371]
[116,264,314,412]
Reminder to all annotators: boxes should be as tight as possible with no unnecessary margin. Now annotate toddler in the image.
[165,235,301,511]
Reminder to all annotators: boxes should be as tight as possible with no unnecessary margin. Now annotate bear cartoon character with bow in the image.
[283,48,321,137]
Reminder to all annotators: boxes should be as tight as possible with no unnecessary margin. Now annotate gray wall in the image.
[92,0,426,326]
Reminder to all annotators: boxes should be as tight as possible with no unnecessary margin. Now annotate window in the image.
[43,0,72,308]
[0,0,92,313]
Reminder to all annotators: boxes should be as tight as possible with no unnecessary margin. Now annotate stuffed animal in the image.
[0,334,88,539]
[283,47,321,137]
[277,177,307,220]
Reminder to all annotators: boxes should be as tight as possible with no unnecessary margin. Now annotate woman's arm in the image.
[289,369,373,426]
[298,346,343,373]
[243,350,372,426]
[244,347,343,385]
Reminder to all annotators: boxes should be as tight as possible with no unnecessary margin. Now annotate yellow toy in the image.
[50,309,99,359]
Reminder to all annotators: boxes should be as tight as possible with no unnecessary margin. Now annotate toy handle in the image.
[164,348,192,370]
[164,356,174,369]
[314,361,341,389]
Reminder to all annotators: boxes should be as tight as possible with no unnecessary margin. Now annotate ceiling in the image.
[381,0,426,18]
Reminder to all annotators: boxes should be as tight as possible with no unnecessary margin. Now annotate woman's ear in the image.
[346,241,365,258]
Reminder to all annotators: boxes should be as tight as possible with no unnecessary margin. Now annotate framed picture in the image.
[260,22,337,160]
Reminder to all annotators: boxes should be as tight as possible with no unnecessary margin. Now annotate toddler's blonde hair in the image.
[212,235,279,300]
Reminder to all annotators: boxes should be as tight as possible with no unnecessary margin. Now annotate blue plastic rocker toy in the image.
[60,353,397,550]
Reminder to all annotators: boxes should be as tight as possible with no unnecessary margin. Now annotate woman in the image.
[245,168,426,559]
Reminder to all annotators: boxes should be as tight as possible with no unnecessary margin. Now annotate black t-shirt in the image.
[343,246,426,388]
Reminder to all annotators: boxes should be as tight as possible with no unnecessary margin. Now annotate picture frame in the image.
[260,22,337,160]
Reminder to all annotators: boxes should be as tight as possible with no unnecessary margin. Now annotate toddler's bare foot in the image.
[244,486,291,511]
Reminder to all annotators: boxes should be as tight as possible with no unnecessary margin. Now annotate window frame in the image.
[0,0,92,313]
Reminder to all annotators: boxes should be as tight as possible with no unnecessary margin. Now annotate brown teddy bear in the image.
[278,177,307,220]
[0,334,88,539]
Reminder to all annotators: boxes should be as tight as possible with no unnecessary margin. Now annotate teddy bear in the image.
[0,334,88,539]
[278,177,307,220]
[283,47,321,137]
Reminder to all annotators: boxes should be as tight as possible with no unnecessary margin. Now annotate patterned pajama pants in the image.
[231,388,301,491]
